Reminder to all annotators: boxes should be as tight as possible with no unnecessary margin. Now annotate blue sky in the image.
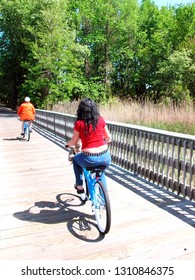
[152,0,194,7]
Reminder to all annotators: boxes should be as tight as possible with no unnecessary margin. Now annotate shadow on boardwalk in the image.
[14,193,105,243]
[34,126,195,228]
[32,124,195,229]
[106,165,195,228]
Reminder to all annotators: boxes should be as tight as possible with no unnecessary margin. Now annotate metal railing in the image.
[34,109,195,200]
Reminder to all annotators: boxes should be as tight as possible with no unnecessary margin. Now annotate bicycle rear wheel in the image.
[24,123,30,141]
[94,181,111,234]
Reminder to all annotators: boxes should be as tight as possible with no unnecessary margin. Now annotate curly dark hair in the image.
[76,98,100,135]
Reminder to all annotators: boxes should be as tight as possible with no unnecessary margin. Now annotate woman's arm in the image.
[65,130,80,147]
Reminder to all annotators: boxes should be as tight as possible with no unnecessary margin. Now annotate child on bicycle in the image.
[65,98,111,201]
[17,97,35,135]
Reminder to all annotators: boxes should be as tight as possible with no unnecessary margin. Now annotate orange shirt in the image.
[17,102,35,121]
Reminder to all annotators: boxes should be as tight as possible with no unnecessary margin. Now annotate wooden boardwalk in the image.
[0,107,195,260]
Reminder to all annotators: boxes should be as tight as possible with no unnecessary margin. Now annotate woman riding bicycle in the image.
[65,98,111,201]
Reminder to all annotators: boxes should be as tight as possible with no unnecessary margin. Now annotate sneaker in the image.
[75,187,86,201]
[21,132,24,136]
[80,192,86,201]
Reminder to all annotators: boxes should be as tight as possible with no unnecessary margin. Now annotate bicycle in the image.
[83,165,111,234]
[23,120,31,141]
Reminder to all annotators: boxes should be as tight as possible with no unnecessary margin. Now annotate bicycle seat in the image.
[85,166,106,172]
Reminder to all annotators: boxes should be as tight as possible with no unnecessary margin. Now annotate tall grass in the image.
[51,100,195,135]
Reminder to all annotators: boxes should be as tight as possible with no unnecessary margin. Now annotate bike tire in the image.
[94,181,111,234]
[25,124,30,141]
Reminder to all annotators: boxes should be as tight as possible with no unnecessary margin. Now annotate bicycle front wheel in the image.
[94,181,111,234]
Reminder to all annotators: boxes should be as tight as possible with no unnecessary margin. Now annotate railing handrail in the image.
[34,109,195,200]
[35,109,195,141]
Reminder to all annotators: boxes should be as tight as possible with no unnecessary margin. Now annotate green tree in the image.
[133,0,176,102]
[0,0,30,108]
[158,49,194,104]
[156,3,195,102]
[0,0,194,108]
[70,0,139,101]
[21,0,88,107]
[0,0,88,108]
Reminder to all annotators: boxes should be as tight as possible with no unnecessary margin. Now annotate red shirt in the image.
[74,116,106,149]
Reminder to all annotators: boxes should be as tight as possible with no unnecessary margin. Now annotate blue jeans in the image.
[72,150,111,186]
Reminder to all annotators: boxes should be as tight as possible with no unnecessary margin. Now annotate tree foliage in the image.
[0,0,194,108]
